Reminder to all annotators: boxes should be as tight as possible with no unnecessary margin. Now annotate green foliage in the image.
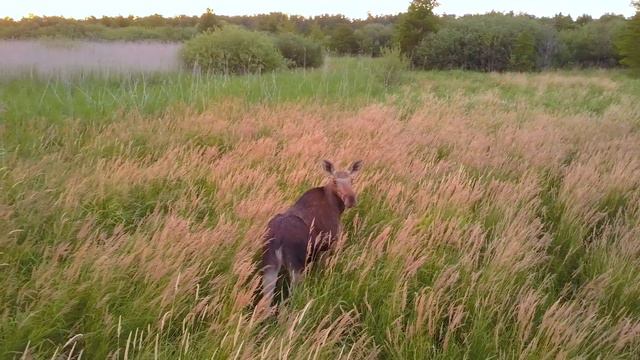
[197,8,220,33]
[576,14,593,26]
[510,32,537,71]
[411,13,627,72]
[329,24,359,55]
[616,8,640,73]
[0,10,634,72]
[559,17,625,67]
[552,13,576,31]
[414,14,555,71]
[394,0,439,55]
[307,23,329,46]
[181,26,284,74]
[255,12,295,33]
[0,14,200,41]
[101,26,197,41]
[0,22,196,41]
[274,33,324,68]
[355,23,394,57]
[373,47,409,88]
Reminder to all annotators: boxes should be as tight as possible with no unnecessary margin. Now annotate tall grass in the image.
[1,57,388,159]
[1,59,640,358]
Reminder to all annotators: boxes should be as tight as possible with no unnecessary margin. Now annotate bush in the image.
[616,11,640,73]
[510,32,537,71]
[373,47,409,88]
[102,26,197,41]
[329,24,360,55]
[355,24,394,57]
[181,26,284,74]
[197,8,220,33]
[274,33,324,68]
[559,18,626,68]
[395,0,439,55]
[413,14,557,72]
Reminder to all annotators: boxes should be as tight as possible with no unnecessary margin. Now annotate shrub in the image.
[617,10,640,73]
[373,47,409,88]
[102,26,197,41]
[181,26,284,74]
[559,18,626,68]
[274,33,324,68]
[510,32,537,72]
[328,24,360,55]
[355,23,394,57]
[413,14,557,72]
[197,8,220,33]
[395,0,439,56]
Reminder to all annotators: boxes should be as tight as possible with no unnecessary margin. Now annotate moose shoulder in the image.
[261,159,363,305]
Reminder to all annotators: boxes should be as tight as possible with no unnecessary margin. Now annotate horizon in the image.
[3,0,636,21]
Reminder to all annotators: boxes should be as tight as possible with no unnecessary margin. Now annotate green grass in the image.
[0,57,389,159]
[0,57,386,120]
[1,58,640,358]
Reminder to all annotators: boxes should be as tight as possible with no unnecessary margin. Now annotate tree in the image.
[576,14,593,26]
[395,0,439,56]
[552,13,575,31]
[561,18,625,67]
[330,24,359,55]
[136,14,166,27]
[308,23,328,46]
[413,14,553,72]
[511,31,537,71]
[197,8,220,33]
[355,23,394,56]
[616,2,640,73]
[256,12,294,33]
[275,33,324,68]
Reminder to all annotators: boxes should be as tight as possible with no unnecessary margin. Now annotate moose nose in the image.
[344,195,356,208]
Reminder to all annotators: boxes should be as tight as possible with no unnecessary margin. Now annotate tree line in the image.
[1,0,638,72]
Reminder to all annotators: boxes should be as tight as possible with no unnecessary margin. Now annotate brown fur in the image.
[260,160,362,305]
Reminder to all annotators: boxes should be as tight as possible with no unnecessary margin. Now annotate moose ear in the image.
[349,160,363,175]
[322,160,335,175]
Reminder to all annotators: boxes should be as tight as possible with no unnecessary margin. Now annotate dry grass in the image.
[1,67,640,359]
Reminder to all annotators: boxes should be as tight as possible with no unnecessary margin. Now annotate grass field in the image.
[1,58,640,359]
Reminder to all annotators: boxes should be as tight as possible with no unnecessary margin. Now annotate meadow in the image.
[1,55,640,359]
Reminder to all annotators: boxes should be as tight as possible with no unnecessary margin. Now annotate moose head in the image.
[322,159,363,209]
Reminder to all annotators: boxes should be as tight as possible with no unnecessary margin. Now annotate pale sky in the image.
[2,0,636,20]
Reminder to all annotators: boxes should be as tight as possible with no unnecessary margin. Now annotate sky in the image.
[2,0,636,20]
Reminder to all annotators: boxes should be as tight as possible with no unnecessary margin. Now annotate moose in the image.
[260,159,363,304]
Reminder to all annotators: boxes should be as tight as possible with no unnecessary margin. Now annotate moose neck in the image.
[323,185,346,215]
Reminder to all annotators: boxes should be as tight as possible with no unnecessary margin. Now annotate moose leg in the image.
[261,246,283,306]
[289,269,303,291]
[283,240,306,295]
[262,266,278,302]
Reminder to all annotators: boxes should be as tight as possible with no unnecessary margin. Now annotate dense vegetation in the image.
[181,28,324,74]
[616,2,640,73]
[2,57,640,358]
[274,33,324,68]
[1,0,638,72]
[181,27,284,74]
[1,1,640,355]
[414,14,554,72]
